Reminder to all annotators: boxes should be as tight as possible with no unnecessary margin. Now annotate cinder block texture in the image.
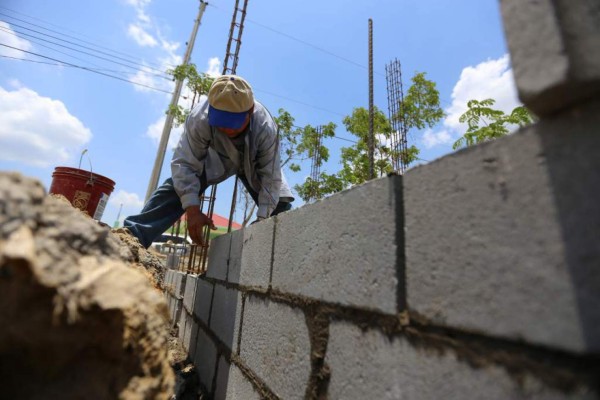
[177,307,187,343]
[272,176,401,314]
[405,116,600,353]
[182,312,195,353]
[188,323,199,361]
[194,328,218,393]
[228,219,273,289]
[206,234,230,281]
[500,0,600,115]
[240,296,311,400]
[183,275,197,313]
[210,284,243,351]
[215,359,260,400]
[194,278,214,325]
[171,299,182,329]
[326,322,591,400]
[173,271,187,298]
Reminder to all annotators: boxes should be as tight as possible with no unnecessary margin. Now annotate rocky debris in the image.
[112,227,167,291]
[0,172,174,399]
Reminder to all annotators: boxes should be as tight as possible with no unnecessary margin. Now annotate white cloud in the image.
[109,189,144,209]
[206,57,221,77]
[0,85,92,167]
[127,24,158,47]
[145,115,184,150]
[421,54,521,149]
[422,129,453,149]
[444,54,520,131]
[0,22,33,59]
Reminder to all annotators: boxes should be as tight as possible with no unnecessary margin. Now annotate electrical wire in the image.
[0,25,172,80]
[0,26,137,79]
[0,44,174,95]
[207,3,386,77]
[253,87,345,117]
[1,18,171,76]
[0,7,174,70]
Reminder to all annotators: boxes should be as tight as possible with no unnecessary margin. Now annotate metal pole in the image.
[368,18,375,180]
[145,1,207,202]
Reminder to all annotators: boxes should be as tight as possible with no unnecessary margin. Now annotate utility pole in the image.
[145,0,207,202]
[113,203,123,228]
[368,18,375,180]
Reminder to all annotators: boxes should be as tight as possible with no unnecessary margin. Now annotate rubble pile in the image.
[0,172,174,399]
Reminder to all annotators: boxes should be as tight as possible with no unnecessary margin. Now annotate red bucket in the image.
[49,167,116,220]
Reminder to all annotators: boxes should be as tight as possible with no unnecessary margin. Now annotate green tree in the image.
[273,108,303,172]
[166,63,214,126]
[338,106,392,186]
[452,99,534,150]
[393,71,445,167]
[292,123,341,202]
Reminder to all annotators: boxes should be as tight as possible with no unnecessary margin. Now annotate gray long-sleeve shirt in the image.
[171,96,293,219]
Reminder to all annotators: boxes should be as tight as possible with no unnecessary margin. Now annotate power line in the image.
[0,7,174,70]
[0,26,137,79]
[207,3,385,77]
[0,25,172,81]
[0,44,174,95]
[253,87,345,117]
[0,25,170,81]
[1,18,171,76]
[290,124,357,144]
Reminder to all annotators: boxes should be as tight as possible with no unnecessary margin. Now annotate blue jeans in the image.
[124,176,292,248]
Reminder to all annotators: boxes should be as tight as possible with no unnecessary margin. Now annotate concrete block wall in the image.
[163,116,600,398]
[162,3,600,396]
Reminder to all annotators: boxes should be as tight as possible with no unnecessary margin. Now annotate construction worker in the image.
[124,75,294,248]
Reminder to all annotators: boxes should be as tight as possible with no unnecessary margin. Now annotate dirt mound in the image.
[0,172,174,399]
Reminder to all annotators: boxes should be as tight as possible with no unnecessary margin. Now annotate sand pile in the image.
[0,172,174,399]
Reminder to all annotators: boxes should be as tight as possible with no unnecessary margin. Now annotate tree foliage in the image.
[400,72,445,131]
[292,122,339,202]
[338,106,392,186]
[452,99,534,150]
[166,63,214,126]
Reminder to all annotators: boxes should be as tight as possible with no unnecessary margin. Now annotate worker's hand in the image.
[186,206,216,246]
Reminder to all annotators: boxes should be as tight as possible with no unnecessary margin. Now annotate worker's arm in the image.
[171,100,216,245]
[254,109,282,219]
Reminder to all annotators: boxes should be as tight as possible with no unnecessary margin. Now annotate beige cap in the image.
[207,75,254,129]
[208,75,254,111]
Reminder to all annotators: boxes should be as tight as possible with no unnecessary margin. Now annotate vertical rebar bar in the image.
[368,19,375,180]
[385,58,408,173]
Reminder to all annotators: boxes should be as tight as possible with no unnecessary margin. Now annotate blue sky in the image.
[0,0,520,226]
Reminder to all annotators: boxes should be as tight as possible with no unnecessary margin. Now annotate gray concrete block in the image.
[188,321,199,361]
[228,219,273,289]
[164,270,174,292]
[272,176,401,314]
[225,228,244,284]
[209,284,243,351]
[239,296,311,400]
[500,0,600,115]
[172,299,183,329]
[173,271,187,298]
[168,296,176,322]
[405,115,600,353]
[183,275,197,313]
[194,327,218,394]
[182,312,195,353]
[206,234,230,281]
[194,278,214,325]
[214,358,260,400]
[326,322,593,400]
[177,308,187,343]
[214,356,230,400]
